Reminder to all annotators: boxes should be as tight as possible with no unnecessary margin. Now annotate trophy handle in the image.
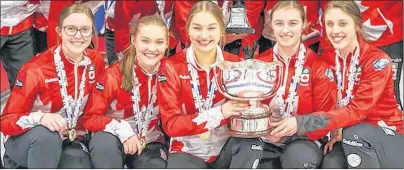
[261,64,284,100]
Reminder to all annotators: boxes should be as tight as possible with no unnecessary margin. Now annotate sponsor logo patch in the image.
[15,79,23,88]
[45,78,58,83]
[373,58,389,71]
[159,148,167,161]
[325,68,334,82]
[179,74,191,80]
[251,144,263,151]
[342,138,363,147]
[95,82,104,91]
[158,75,167,82]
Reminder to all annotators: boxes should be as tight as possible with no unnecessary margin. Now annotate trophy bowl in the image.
[214,59,283,138]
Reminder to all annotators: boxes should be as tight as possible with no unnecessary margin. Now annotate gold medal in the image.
[68,129,76,142]
[139,136,146,149]
[199,131,211,139]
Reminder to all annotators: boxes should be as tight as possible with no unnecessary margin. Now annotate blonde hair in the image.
[185,1,226,48]
[57,3,98,49]
[120,15,169,91]
[324,1,366,40]
[269,1,306,23]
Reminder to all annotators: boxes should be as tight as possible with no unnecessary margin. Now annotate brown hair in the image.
[57,3,98,49]
[185,1,226,48]
[324,1,365,40]
[269,1,306,23]
[120,15,169,91]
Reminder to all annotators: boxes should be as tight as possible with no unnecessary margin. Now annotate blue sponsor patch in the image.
[373,58,389,71]
[325,68,334,82]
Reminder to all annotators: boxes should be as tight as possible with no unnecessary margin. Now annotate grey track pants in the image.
[3,125,91,169]
[342,123,404,168]
[89,131,167,169]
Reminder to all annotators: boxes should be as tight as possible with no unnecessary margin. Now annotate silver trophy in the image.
[226,0,254,34]
[214,59,283,138]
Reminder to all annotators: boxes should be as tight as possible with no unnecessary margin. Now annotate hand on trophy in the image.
[40,113,68,132]
[123,135,143,155]
[269,117,298,138]
[221,100,250,119]
[268,98,282,123]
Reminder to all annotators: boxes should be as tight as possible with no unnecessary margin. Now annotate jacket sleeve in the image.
[81,69,135,143]
[157,60,227,137]
[0,64,44,136]
[297,55,393,138]
[304,59,337,140]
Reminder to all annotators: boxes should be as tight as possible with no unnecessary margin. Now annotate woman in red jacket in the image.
[157,1,249,168]
[1,4,105,168]
[270,1,404,168]
[81,15,169,169]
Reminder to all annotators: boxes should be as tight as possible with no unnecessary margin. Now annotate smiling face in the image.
[325,8,358,54]
[271,7,305,48]
[133,24,168,70]
[57,13,93,57]
[187,11,222,54]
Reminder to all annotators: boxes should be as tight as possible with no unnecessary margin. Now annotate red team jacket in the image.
[157,48,241,162]
[255,44,337,140]
[81,61,165,144]
[297,39,404,139]
[1,46,105,137]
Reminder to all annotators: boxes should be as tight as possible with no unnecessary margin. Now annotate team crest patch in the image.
[15,79,23,88]
[300,68,310,86]
[325,68,334,82]
[373,58,389,71]
[88,65,96,83]
[95,82,104,91]
[158,75,166,82]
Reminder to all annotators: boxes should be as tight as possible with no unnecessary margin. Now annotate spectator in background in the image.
[0,1,37,90]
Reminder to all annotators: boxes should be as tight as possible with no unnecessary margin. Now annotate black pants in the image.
[105,28,117,65]
[0,28,35,90]
[89,131,167,169]
[213,137,264,169]
[380,40,403,110]
[33,28,47,54]
[3,125,91,169]
[342,123,404,168]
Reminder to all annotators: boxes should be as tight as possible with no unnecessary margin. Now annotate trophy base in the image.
[226,27,255,34]
[229,115,271,138]
[228,128,271,138]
